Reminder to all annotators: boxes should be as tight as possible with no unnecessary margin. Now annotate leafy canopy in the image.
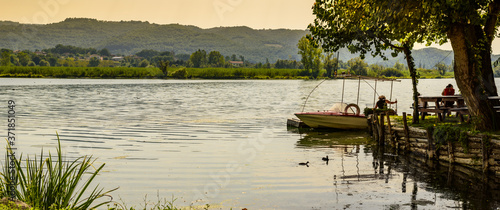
[308,0,438,58]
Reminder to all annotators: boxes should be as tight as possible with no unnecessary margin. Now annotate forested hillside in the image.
[0,18,498,66]
[0,18,306,63]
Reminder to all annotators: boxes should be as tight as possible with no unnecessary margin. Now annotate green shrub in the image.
[171,68,188,79]
[0,133,117,210]
[380,68,404,77]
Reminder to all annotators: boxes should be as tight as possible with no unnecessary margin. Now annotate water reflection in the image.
[3,78,500,209]
[290,128,500,209]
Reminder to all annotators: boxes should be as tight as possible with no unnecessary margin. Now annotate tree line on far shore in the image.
[0,44,455,79]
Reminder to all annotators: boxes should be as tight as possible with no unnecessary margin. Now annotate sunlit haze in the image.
[2,0,500,53]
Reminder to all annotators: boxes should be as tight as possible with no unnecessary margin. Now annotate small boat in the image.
[295,103,367,129]
[294,75,399,130]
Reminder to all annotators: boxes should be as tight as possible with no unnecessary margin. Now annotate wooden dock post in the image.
[386,113,394,147]
[367,114,373,135]
[379,113,385,146]
[367,111,500,176]
[372,113,379,142]
[403,112,410,151]
[481,135,490,173]
[426,126,435,160]
[448,141,455,164]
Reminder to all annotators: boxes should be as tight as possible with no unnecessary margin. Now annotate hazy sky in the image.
[1,0,316,29]
[3,0,500,53]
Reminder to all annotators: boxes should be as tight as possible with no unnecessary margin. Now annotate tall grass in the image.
[0,66,308,79]
[182,67,304,79]
[0,133,117,210]
[0,66,164,79]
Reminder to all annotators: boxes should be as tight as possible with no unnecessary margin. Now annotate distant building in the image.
[229,61,243,67]
[88,54,103,61]
[112,56,124,61]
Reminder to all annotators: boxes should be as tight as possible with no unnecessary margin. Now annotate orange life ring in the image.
[344,103,360,115]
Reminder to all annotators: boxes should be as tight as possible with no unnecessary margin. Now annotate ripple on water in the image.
[2,78,499,209]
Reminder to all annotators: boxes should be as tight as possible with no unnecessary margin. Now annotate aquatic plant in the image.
[433,123,471,153]
[0,133,117,210]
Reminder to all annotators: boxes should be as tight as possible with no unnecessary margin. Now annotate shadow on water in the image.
[287,126,372,148]
[288,127,500,209]
[383,146,500,210]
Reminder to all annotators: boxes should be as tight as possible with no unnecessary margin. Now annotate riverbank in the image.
[368,112,500,177]
[0,66,454,79]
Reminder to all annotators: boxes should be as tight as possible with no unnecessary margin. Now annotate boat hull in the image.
[295,112,368,130]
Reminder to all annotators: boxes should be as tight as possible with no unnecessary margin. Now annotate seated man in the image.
[375,95,397,109]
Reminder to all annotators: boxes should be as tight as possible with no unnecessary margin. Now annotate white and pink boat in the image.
[294,75,399,130]
[295,103,367,129]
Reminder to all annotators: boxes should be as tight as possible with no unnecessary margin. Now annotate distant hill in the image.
[0,18,306,63]
[0,18,498,66]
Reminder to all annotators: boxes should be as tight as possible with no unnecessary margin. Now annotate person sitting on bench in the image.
[441,84,455,107]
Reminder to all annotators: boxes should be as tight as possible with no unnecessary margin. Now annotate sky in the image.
[1,0,316,30]
[1,0,499,53]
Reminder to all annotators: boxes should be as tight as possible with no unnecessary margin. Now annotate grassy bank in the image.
[0,66,307,79]
[0,66,164,79]
[0,66,455,79]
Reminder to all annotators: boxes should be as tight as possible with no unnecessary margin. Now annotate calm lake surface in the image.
[1,78,499,209]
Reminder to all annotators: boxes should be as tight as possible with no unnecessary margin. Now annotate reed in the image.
[0,133,117,210]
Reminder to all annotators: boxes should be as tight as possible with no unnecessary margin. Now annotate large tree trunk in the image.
[448,24,500,131]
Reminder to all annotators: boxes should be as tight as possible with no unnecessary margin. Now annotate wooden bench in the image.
[448,107,469,122]
[418,95,465,122]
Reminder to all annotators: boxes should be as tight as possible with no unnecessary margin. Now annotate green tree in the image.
[48,57,58,67]
[32,55,42,65]
[297,36,323,78]
[62,57,75,67]
[323,52,336,78]
[347,57,368,76]
[208,51,225,67]
[369,64,385,77]
[88,57,100,67]
[39,59,50,66]
[10,56,19,66]
[314,0,500,130]
[136,49,159,59]
[435,62,447,76]
[139,59,149,67]
[309,0,427,123]
[426,0,500,130]
[158,60,169,78]
[190,49,207,68]
[393,62,405,71]
[380,68,404,77]
[98,48,111,57]
[17,52,30,66]
[1,51,11,66]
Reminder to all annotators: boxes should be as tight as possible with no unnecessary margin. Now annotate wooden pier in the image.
[368,112,500,177]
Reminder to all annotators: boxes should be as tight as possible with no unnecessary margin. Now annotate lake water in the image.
[0,78,499,209]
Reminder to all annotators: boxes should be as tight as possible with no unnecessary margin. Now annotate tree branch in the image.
[484,0,500,44]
